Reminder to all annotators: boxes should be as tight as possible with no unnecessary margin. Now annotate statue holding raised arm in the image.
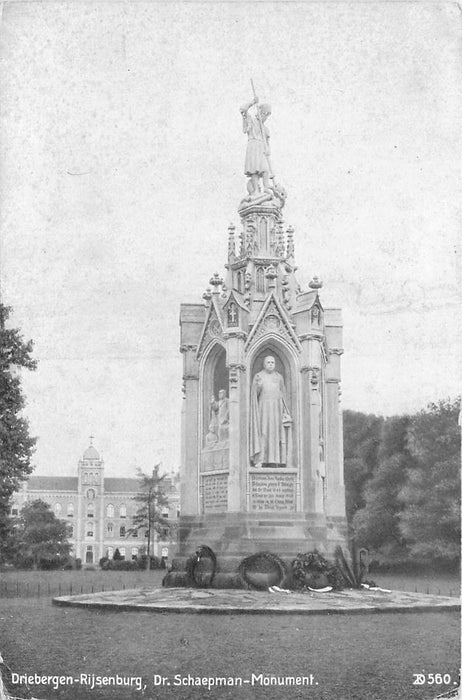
[240,94,272,198]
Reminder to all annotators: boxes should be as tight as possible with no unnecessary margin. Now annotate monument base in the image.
[163,512,348,589]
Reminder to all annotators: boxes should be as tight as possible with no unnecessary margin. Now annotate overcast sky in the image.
[1,1,461,477]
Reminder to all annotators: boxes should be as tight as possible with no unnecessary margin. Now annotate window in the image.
[177,508,180,519]
[162,509,169,519]
[106,504,114,518]
[83,472,89,484]
[94,473,99,484]
[86,522,94,538]
[119,526,125,538]
[67,524,74,538]
[107,522,113,536]
[131,547,138,559]
[107,547,114,559]
[132,529,138,537]
[67,503,74,517]
[119,504,127,518]
[86,489,95,500]
[54,503,62,516]
[256,266,266,293]
[119,547,126,559]
[87,503,94,518]
[236,269,243,293]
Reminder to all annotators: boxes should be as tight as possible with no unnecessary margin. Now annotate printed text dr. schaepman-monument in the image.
[11,672,318,691]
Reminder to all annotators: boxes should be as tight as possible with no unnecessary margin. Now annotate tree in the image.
[0,304,37,561]
[128,466,171,570]
[7,499,71,569]
[398,398,461,566]
[353,416,414,565]
[343,410,384,526]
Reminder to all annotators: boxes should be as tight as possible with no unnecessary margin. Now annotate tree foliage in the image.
[343,410,383,525]
[7,499,71,569]
[398,399,461,564]
[0,304,37,559]
[346,399,461,568]
[353,416,414,563]
[128,466,171,570]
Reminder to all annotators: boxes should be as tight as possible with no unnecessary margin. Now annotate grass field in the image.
[0,570,460,700]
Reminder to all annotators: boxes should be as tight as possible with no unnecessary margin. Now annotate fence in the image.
[0,580,130,598]
[0,578,459,598]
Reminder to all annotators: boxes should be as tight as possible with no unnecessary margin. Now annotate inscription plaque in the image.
[201,473,228,513]
[250,472,296,512]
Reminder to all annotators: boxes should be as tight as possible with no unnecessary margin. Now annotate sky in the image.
[1,1,461,477]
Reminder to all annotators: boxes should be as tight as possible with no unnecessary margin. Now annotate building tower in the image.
[77,438,104,564]
[167,92,347,586]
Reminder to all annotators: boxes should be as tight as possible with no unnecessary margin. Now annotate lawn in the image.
[0,570,460,700]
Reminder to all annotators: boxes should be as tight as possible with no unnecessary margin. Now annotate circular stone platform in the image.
[52,587,460,615]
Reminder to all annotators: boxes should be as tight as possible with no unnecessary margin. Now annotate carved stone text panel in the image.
[249,472,296,512]
[201,473,228,513]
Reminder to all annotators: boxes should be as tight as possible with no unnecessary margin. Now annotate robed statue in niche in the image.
[250,356,293,468]
[205,389,229,447]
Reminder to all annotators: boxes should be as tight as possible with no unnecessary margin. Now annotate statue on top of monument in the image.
[240,94,272,197]
[239,80,287,209]
[250,355,293,468]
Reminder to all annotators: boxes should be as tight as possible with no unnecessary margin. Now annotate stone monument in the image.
[165,89,348,587]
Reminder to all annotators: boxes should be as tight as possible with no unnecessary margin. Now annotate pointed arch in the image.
[199,340,228,447]
[247,333,301,470]
[256,266,266,293]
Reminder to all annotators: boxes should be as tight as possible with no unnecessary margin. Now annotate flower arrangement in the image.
[291,550,344,591]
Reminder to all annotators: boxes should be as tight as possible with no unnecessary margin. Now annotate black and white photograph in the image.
[0,2,460,699]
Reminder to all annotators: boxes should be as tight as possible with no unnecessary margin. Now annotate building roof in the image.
[22,475,178,496]
[27,476,78,491]
[82,445,100,460]
[104,478,140,492]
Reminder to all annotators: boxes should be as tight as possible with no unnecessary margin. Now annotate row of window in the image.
[107,547,139,559]
[56,503,174,519]
[54,503,131,518]
[82,472,100,484]
[81,524,135,539]
[67,524,156,540]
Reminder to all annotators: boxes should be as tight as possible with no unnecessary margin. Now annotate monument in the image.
[165,88,348,587]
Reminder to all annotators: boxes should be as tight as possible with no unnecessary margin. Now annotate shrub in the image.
[100,559,138,571]
[137,555,163,570]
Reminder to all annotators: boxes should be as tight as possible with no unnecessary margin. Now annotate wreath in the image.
[291,550,344,590]
[185,545,217,588]
[239,552,286,590]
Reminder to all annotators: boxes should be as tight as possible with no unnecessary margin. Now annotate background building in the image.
[12,442,180,565]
